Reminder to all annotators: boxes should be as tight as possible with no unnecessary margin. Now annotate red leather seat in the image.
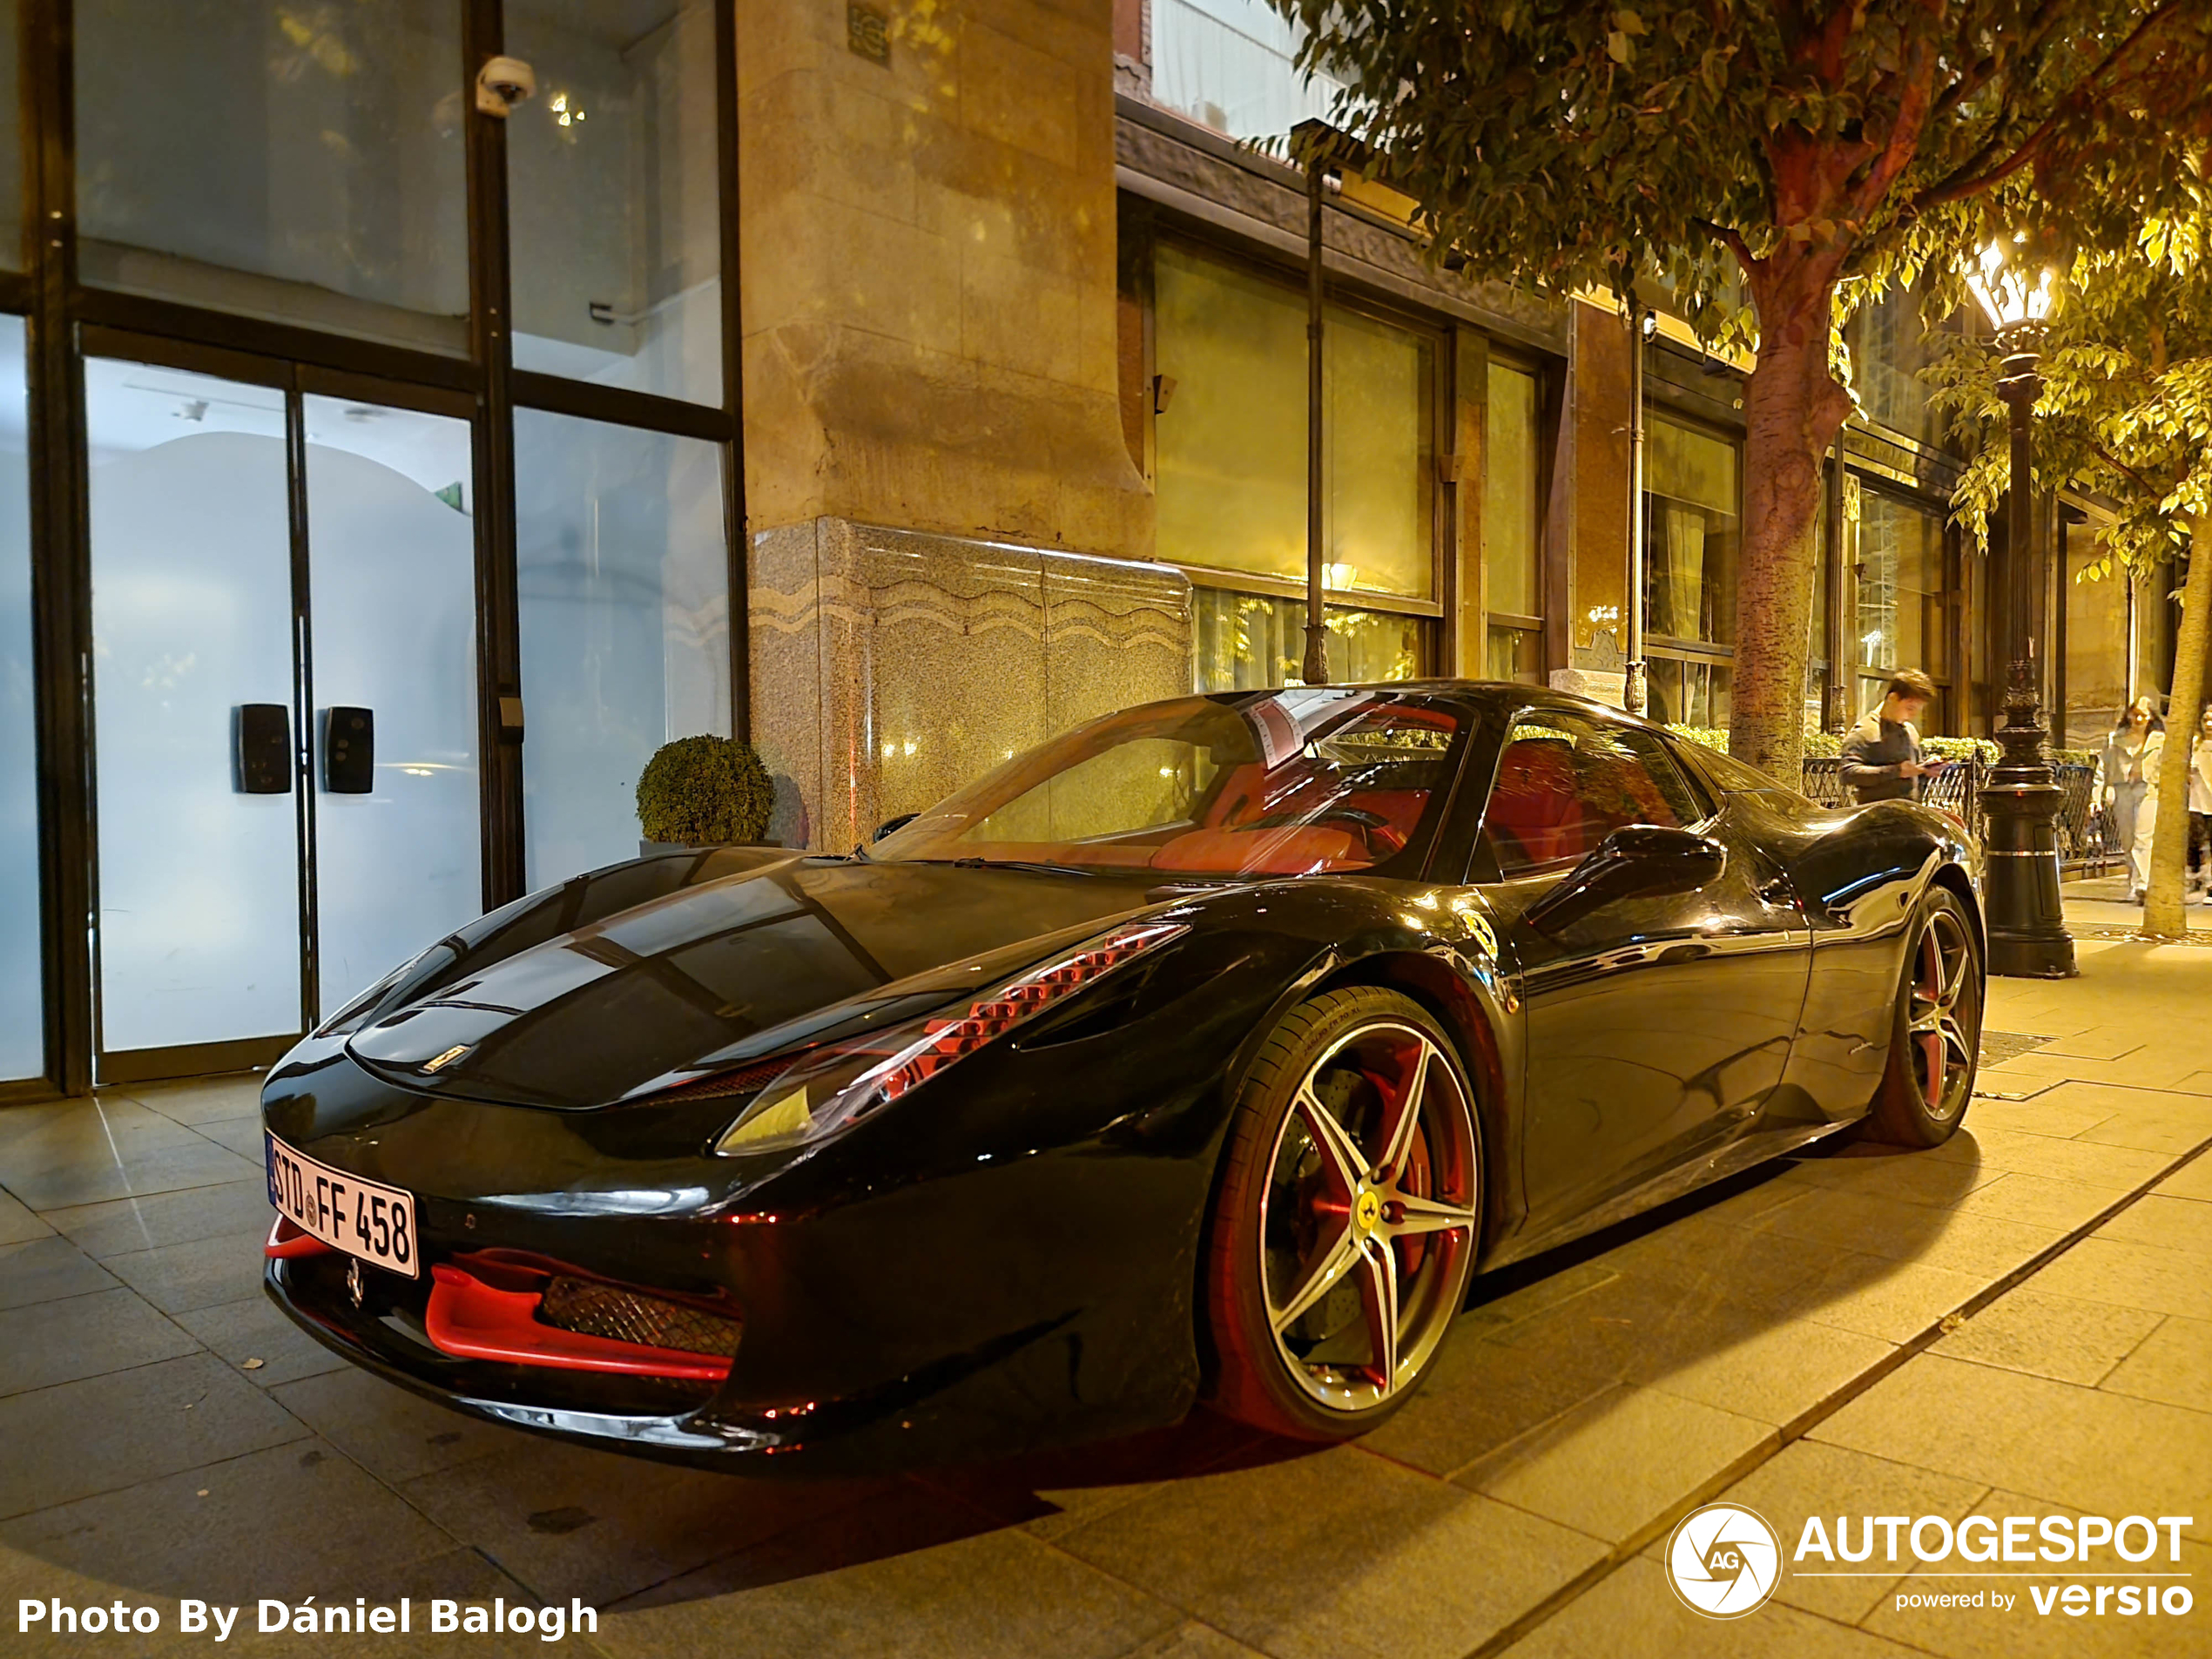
[1486,740,1588,868]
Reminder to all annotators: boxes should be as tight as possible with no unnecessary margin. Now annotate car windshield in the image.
[871,691,1462,877]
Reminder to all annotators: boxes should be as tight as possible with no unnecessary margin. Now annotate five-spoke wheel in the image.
[1206,988,1480,1438]
[1865,887,1982,1146]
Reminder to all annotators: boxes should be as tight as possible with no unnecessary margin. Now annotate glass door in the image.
[86,356,303,1069]
[302,394,480,1018]
[86,347,481,1078]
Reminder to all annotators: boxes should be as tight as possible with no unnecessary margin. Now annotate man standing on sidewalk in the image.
[1840,669,1946,805]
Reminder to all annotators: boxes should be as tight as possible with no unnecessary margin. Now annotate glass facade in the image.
[75,0,470,353]
[1484,362,1541,618]
[0,3,741,1089]
[0,319,36,1081]
[516,410,729,890]
[85,359,303,1055]
[1150,0,1341,142]
[1194,590,1421,691]
[1642,416,1739,646]
[1154,243,1433,602]
[507,0,723,405]
[1851,285,1940,446]
[1855,489,1946,711]
[302,396,482,1017]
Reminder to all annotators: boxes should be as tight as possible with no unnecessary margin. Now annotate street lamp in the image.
[1966,233,2075,978]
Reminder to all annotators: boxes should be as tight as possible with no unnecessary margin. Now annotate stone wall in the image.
[750,519,1190,849]
[737,0,1151,558]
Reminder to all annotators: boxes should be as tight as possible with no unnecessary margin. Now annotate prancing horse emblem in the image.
[346,1258,365,1308]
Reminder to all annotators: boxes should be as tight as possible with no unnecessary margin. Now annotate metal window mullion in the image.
[717,0,747,745]
[464,0,523,908]
[22,0,92,1094]
[284,375,318,1033]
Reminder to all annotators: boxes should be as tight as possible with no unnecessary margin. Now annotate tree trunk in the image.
[1731,275,1852,784]
[2141,516,2209,937]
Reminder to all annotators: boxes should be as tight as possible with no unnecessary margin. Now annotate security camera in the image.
[475,56,536,118]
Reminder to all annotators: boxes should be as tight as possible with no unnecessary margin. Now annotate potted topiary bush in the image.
[636,735,776,853]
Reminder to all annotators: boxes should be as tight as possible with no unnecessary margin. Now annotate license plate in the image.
[265,1134,420,1279]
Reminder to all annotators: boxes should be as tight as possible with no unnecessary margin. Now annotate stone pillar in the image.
[737,0,1168,845]
[1547,295,1631,707]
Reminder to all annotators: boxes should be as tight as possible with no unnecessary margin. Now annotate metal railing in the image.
[1795,754,2107,872]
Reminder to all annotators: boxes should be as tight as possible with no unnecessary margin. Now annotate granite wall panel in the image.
[749,517,1192,850]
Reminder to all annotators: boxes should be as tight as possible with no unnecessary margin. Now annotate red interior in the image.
[1483,740,1590,867]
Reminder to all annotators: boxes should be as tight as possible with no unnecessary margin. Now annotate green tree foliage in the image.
[1271,0,2212,780]
[1927,206,2212,934]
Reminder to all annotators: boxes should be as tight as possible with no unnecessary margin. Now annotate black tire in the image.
[1860,886,1982,1148]
[1204,987,1481,1440]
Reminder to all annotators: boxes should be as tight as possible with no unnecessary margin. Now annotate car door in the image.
[1478,708,1811,1244]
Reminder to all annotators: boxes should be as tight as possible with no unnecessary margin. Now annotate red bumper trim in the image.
[265,1216,334,1259]
[423,1264,735,1383]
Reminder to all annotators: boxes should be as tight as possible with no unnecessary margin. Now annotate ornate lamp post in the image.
[1966,234,2076,978]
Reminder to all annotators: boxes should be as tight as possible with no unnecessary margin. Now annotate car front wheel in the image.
[1861,886,1982,1147]
[1204,987,1481,1440]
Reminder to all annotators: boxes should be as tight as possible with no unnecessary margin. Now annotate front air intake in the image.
[537,1276,744,1360]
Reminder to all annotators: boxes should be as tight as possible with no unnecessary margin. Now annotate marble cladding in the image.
[749,516,1193,851]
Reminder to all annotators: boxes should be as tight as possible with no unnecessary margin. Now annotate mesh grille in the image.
[537,1276,743,1359]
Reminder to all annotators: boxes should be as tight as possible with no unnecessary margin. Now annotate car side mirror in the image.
[873,813,918,843]
[1521,825,1727,935]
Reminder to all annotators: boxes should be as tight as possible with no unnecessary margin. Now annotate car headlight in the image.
[707,919,1188,1156]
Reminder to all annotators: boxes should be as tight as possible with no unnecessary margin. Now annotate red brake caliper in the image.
[1919,930,1945,1109]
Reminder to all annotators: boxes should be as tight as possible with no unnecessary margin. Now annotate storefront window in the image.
[1645,657,1732,728]
[74,0,469,354]
[1642,416,1739,646]
[1852,285,1941,447]
[0,317,36,1080]
[516,411,728,890]
[1155,244,1434,603]
[1486,625,1541,685]
[1855,488,1946,710]
[1194,590,1423,691]
[1151,0,1342,141]
[1484,362,1541,622]
[507,0,723,407]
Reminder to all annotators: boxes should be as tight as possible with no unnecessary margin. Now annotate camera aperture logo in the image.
[1667,1502,1783,1619]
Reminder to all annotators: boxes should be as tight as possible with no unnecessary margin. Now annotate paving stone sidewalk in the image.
[0,900,2206,1658]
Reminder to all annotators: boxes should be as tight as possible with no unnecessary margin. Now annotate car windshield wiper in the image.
[905,857,1106,878]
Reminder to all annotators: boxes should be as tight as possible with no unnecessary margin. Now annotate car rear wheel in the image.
[1204,987,1480,1440]
[1861,887,1981,1148]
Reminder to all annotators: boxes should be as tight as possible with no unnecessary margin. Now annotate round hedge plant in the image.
[636,736,774,846]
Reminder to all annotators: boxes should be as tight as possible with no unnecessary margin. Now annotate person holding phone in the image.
[1840,670,1942,804]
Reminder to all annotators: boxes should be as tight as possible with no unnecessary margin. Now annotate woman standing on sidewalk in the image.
[2101,696,2163,901]
[2128,703,2212,905]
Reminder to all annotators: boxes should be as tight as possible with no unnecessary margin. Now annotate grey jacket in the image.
[1839,712,1924,803]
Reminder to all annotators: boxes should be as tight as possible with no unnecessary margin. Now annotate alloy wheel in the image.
[1258,1021,1478,1413]
[1906,908,1977,1122]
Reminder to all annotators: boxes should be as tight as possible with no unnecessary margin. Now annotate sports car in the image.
[261,683,1985,1469]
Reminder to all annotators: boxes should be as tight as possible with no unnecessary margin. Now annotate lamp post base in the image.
[1981,663,2077,981]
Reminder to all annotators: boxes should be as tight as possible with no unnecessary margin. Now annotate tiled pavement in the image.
[1,908,2207,1657]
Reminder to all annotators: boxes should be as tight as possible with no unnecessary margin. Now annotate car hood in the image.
[343,857,1171,1109]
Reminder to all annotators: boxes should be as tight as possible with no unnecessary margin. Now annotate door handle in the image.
[234,704,292,793]
[322,706,374,793]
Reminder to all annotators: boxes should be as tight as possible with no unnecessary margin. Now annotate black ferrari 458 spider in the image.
[262,683,1984,1469]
